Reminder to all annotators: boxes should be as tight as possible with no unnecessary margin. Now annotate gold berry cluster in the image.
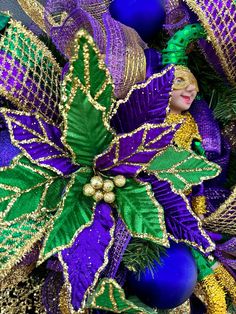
[83,175,126,203]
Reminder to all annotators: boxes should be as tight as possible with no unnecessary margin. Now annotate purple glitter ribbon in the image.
[60,202,114,311]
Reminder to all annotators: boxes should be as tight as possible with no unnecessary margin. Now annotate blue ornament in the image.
[127,241,198,309]
[109,0,166,41]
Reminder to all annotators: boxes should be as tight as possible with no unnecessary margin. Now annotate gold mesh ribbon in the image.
[214,264,236,304]
[199,273,227,314]
[183,0,236,86]
[191,196,207,215]
[203,186,236,235]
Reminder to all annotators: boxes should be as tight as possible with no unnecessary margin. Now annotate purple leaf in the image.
[2,109,78,175]
[95,123,178,176]
[110,65,175,133]
[139,173,215,254]
[60,202,114,311]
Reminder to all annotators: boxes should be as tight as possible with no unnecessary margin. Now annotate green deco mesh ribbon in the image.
[162,23,206,66]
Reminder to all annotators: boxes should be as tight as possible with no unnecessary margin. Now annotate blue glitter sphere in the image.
[109,0,166,41]
[127,241,198,309]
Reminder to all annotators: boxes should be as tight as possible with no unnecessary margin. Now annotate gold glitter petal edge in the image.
[16,0,47,33]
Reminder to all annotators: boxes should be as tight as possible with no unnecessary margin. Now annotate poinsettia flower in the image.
[0,25,220,312]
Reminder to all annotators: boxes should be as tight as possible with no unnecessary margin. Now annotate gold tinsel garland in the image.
[199,273,227,314]
[191,196,207,215]
[165,112,202,150]
[214,264,236,305]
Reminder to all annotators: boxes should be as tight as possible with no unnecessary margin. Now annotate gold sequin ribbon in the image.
[165,112,202,150]
[191,195,207,215]
[214,264,236,304]
[199,273,227,314]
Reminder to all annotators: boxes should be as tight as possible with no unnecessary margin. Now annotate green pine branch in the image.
[122,238,166,278]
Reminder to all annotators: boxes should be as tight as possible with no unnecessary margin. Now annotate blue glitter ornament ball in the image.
[109,0,166,41]
[127,241,198,309]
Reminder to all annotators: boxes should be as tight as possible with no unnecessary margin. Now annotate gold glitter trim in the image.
[16,0,46,33]
[203,186,236,235]
[58,211,115,313]
[199,273,227,314]
[214,264,236,304]
[191,196,207,215]
[165,112,202,150]
[183,0,236,86]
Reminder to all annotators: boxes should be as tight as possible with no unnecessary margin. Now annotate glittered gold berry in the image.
[103,179,114,192]
[93,190,104,202]
[83,184,95,197]
[104,192,116,204]
[113,175,126,187]
[90,176,103,189]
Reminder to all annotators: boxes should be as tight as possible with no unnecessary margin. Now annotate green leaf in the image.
[41,168,94,260]
[0,212,52,276]
[88,278,153,313]
[0,12,10,31]
[0,156,68,222]
[147,146,221,191]
[116,178,168,246]
[61,29,114,166]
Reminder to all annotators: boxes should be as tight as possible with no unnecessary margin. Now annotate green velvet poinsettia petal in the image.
[61,29,114,166]
[147,145,221,192]
[0,155,68,222]
[40,168,94,261]
[115,178,169,246]
[88,278,154,314]
[0,212,52,279]
[0,155,67,277]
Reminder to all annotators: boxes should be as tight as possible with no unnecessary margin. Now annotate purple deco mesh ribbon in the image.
[44,0,147,98]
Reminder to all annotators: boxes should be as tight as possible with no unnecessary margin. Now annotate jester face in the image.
[170,66,198,114]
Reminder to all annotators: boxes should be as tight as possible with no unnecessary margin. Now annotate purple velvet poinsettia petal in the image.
[2,110,78,175]
[110,65,175,133]
[139,173,215,254]
[95,123,178,176]
[60,202,114,311]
